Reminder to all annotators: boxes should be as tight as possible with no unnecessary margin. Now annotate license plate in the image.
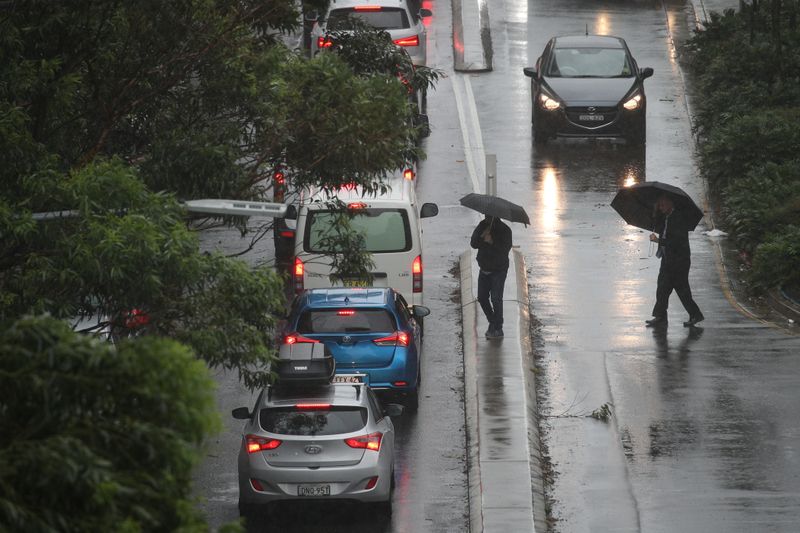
[579,114,604,121]
[342,279,369,287]
[332,373,367,384]
[298,484,331,497]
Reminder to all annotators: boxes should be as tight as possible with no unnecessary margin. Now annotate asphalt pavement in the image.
[453,0,800,532]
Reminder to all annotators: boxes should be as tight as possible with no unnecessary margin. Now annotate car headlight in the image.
[539,93,561,111]
[623,94,642,111]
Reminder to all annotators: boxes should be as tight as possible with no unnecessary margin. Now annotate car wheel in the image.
[238,500,261,522]
[533,125,549,145]
[405,386,419,411]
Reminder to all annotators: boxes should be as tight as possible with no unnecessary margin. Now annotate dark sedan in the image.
[523,35,653,145]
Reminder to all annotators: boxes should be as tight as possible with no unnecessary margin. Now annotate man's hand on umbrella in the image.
[482,228,493,244]
[649,233,659,243]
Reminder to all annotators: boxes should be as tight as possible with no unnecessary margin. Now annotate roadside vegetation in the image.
[686,1,800,294]
[0,0,439,530]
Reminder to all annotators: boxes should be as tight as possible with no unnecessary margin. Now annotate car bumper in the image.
[536,105,645,139]
[238,451,392,505]
[334,351,419,391]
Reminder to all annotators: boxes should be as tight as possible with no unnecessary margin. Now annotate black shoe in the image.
[487,328,504,338]
[645,316,667,327]
[683,314,705,327]
[485,328,494,338]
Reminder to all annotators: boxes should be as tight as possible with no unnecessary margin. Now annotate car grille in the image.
[566,106,618,128]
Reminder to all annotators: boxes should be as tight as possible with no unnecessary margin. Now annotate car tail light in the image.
[345,432,383,451]
[283,333,320,345]
[280,230,294,238]
[373,331,409,347]
[317,36,333,49]
[246,435,282,453]
[354,5,382,10]
[365,476,379,490]
[295,403,331,409]
[337,309,356,316]
[412,255,422,293]
[348,202,367,210]
[403,168,415,180]
[250,478,265,491]
[393,381,408,387]
[294,257,304,293]
[393,35,419,47]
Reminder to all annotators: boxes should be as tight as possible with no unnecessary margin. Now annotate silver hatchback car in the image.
[310,0,432,66]
[233,380,402,518]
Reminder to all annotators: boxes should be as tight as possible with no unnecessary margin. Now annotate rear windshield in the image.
[305,208,411,253]
[260,406,368,436]
[327,7,410,30]
[547,47,632,78]
[298,309,396,333]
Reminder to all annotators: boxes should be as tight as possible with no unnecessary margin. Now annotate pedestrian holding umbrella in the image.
[611,182,705,328]
[460,193,529,339]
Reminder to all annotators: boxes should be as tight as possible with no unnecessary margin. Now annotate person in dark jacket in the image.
[470,216,513,338]
[645,195,704,328]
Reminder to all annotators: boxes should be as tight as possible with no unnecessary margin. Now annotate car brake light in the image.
[354,5,382,10]
[412,255,422,293]
[337,309,356,316]
[393,381,408,387]
[280,230,295,238]
[246,435,282,453]
[250,478,265,491]
[373,331,409,347]
[365,476,379,490]
[403,168,415,180]
[317,36,333,48]
[393,35,419,47]
[345,432,383,451]
[295,403,331,409]
[348,202,367,210]
[283,333,320,345]
[294,257,304,293]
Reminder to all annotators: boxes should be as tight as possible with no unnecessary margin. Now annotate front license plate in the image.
[298,484,331,497]
[579,114,604,121]
[343,279,369,287]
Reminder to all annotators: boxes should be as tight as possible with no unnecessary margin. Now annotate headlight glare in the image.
[623,94,642,111]
[539,94,560,111]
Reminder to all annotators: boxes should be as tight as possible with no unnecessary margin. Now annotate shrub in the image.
[723,161,800,253]
[750,225,800,291]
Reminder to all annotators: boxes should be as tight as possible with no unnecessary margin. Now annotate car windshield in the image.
[327,7,410,30]
[546,47,633,78]
[298,309,397,333]
[260,406,368,436]
[305,208,411,253]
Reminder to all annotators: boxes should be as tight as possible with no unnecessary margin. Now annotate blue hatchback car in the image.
[283,288,429,409]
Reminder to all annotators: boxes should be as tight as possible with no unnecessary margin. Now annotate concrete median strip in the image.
[460,249,546,532]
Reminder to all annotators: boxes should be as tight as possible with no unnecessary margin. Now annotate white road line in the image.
[452,74,484,194]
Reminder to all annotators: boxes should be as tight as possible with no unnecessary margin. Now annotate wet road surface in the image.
[470,0,800,531]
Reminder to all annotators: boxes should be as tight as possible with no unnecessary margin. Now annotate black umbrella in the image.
[459,193,530,225]
[611,181,704,231]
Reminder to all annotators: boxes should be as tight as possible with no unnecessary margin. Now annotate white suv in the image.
[310,0,432,66]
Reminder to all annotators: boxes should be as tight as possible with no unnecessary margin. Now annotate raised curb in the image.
[460,249,544,532]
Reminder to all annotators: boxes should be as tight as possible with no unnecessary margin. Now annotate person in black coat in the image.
[645,195,704,327]
[470,216,513,338]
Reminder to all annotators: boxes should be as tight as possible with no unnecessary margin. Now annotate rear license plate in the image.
[342,279,369,287]
[579,114,604,121]
[332,373,367,384]
[298,484,331,497]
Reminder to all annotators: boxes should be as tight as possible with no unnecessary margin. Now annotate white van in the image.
[287,172,438,308]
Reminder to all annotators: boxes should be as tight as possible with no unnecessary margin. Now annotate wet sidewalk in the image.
[460,249,545,533]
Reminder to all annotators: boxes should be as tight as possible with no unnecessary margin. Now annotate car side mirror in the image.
[523,66,538,78]
[285,205,297,220]
[640,67,654,79]
[420,202,438,218]
[419,8,432,17]
[412,305,430,318]
[384,403,404,417]
[232,407,252,420]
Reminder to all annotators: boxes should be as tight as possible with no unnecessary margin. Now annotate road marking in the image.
[452,74,485,194]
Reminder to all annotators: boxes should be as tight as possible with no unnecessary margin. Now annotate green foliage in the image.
[0,316,220,532]
[0,160,285,388]
[700,108,800,192]
[750,225,800,290]
[723,161,800,253]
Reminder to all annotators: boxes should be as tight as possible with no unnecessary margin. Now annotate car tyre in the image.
[533,125,549,145]
[238,500,262,523]
[370,469,394,517]
[405,386,419,411]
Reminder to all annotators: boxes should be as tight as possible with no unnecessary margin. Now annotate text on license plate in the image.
[343,279,369,287]
[579,114,604,121]
[298,484,331,497]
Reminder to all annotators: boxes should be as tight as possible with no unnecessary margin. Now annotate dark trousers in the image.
[652,260,702,319]
[477,269,507,330]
